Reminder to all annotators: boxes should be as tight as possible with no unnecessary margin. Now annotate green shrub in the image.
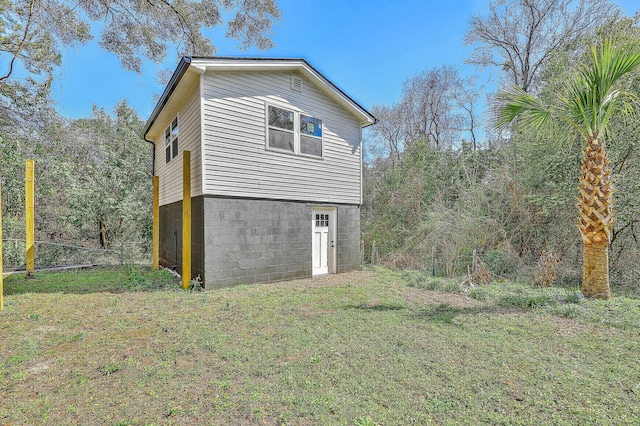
[484,249,518,276]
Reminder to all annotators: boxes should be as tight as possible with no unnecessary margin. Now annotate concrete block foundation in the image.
[158,196,361,289]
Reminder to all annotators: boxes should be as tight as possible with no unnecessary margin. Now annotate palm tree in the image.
[495,39,640,299]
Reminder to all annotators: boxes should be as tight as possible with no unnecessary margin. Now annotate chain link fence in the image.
[2,238,127,272]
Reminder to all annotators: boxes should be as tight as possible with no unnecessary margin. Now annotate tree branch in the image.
[1,0,37,81]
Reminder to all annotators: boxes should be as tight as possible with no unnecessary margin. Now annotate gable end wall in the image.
[201,71,362,205]
[155,84,203,206]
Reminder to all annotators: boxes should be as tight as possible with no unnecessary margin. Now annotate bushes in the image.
[485,249,519,277]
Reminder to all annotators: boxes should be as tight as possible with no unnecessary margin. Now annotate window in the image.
[165,117,179,163]
[315,213,329,227]
[300,115,323,156]
[268,106,294,152]
[267,104,323,158]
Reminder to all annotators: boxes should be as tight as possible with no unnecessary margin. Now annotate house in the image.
[143,57,376,289]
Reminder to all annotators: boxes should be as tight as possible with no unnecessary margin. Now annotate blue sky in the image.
[39,0,640,120]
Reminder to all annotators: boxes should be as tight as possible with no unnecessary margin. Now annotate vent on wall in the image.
[291,75,304,92]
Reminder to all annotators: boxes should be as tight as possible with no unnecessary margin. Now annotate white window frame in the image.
[164,115,179,164]
[265,102,324,159]
[266,104,296,154]
[299,113,324,158]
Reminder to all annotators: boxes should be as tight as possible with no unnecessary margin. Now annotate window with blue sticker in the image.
[300,114,323,157]
[266,105,323,158]
[301,115,322,137]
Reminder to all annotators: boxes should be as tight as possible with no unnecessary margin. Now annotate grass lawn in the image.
[1,267,639,425]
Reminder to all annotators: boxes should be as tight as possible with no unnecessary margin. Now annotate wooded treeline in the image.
[0,82,152,266]
[1,0,281,267]
[363,9,640,293]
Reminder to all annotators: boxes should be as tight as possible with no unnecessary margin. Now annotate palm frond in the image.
[567,38,640,135]
[493,84,550,131]
[492,38,640,144]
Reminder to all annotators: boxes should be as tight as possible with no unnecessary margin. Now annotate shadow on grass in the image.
[344,300,501,325]
[345,301,408,311]
[409,303,490,325]
[2,265,181,295]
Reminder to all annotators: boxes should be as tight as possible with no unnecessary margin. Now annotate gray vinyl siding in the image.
[201,71,362,205]
[156,85,202,206]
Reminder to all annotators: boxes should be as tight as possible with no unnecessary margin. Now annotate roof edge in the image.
[190,56,376,125]
[144,56,377,139]
[143,56,192,138]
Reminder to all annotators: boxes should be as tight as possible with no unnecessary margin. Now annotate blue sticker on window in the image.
[300,115,322,137]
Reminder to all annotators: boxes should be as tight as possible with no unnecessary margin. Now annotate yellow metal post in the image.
[152,176,159,270]
[182,151,191,290]
[1,179,4,310]
[25,159,35,277]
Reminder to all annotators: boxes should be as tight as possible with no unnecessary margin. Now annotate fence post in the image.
[120,240,125,267]
[152,176,159,270]
[371,240,376,266]
[431,246,436,277]
[182,151,191,290]
[360,239,364,268]
[25,160,35,277]
[472,249,477,274]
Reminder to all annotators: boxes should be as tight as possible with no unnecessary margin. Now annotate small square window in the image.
[315,214,329,227]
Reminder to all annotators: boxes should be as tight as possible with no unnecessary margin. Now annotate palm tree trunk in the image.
[582,243,611,299]
[577,135,613,299]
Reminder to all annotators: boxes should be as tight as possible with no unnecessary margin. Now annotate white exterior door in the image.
[312,209,336,275]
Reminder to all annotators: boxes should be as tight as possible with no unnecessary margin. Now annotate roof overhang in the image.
[143,56,377,141]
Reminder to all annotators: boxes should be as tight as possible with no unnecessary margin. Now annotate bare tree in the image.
[464,0,616,92]
[400,65,464,148]
[368,66,480,162]
[369,104,405,166]
[453,77,481,151]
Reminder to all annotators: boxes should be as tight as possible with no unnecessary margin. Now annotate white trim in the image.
[144,57,376,143]
[266,103,296,154]
[359,127,363,205]
[199,71,206,196]
[312,207,337,275]
[164,114,180,164]
[188,57,375,126]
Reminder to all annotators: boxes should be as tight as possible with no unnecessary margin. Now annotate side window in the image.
[268,106,294,152]
[266,104,323,158]
[165,127,171,164]
[300,115,322,157]
[164,116,179,163]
